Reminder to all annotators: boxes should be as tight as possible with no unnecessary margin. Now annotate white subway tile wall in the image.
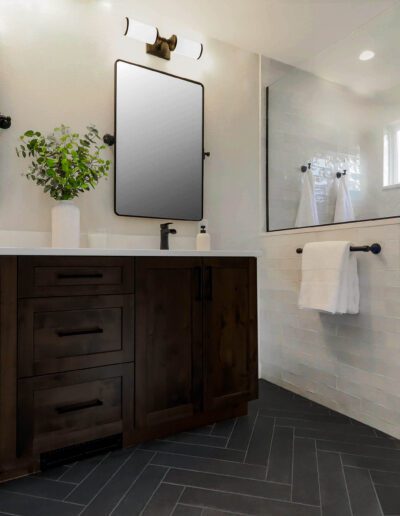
[259,222,400,438]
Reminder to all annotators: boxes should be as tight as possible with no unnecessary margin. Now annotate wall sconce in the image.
[124,18,203,61]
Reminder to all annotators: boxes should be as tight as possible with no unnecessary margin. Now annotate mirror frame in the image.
[266,86,400,232]
[114,59,205,221]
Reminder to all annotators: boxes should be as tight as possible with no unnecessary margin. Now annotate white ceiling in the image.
[300,3,400,98]
[140,0,398,66]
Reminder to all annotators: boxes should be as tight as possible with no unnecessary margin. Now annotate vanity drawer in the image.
[18,257,134,298]
[18,295,134,377]
[18,364,134,455]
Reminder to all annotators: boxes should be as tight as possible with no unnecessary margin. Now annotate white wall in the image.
[261,59,400,438]
[258,221,400,438]
[267,65,378,230]
[0,0,260,250]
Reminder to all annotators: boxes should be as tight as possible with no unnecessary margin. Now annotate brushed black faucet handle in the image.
[160,222,177,250]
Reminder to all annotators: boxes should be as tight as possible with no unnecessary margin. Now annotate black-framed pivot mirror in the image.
[115,60,204,220]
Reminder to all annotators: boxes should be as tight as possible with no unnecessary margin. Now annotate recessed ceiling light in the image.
[359,50,375,61]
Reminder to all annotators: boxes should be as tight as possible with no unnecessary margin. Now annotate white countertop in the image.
[0,247,261,257]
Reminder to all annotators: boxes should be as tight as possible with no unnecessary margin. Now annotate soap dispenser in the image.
[196,225,210,251]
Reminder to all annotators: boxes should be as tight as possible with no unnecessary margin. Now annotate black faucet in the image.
[160,222,177,250]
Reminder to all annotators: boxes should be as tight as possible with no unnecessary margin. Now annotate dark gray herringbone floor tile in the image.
[151,451,267,480]
[343,466,383,516]
[164,468,291,500]
[318,450,352,516]
[375,484,400,515]
[172,504,202,515]
[244,415,274,466]
[80,449,154,516]
[2,380,399,516]
[180,486,321,515]
[112,465,168,516]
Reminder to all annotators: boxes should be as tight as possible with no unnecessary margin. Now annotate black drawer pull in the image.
[57,273,103,280]
[57,327,104,338]
[55,399,103,414]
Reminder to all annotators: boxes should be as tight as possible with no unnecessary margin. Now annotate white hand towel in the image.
[298,241,359,314]
[295,171,319,228]
[334,177,354,223]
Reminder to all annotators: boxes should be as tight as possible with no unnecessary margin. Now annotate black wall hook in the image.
[203,151,210,159]
[336,169,347,179]
[103,134,115,146]
[301,162,312,173]
[0,115,11,130]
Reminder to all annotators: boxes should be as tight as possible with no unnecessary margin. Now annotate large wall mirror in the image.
[115,61,204,221]
[266,4,400,231]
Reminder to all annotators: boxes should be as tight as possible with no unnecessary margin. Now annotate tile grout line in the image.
[152,463,290,485]
[62,451,112,502]
[138,467,171,516]
[243,409,260,465]
[162,480,320,508]
[368,469,385,516]
[74,449,137,515]
[264,417,276,481]
[108,452,156,516]
[161,438,229,450]
[314,441,323,513]
[290,428,295,502]
[340,453,355,516]
[0,488,85,507]
[168,484,186,516]
[225,418,238,449]
[143,447,245,466]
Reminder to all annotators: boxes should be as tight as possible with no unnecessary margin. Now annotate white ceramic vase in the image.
[51,201,80,248]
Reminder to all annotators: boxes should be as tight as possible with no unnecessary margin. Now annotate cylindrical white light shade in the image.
[124,18,158,45]
[175,37,203,60]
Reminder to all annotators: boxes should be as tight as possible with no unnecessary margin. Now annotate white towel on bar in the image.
[298,241,359,314]
[295,171,319,228]
[334,176,354,223]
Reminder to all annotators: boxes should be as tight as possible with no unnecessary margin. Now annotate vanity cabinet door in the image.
[203,258,258,410]
[135,258,203,429]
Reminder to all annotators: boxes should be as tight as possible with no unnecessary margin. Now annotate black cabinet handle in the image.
[55,399,103,414]
[57,327,104,338]
[205,266,213,301]
[57,273,103,279]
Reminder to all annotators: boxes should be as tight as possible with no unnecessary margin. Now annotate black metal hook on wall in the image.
[0,115,11,130]
[336,169,347,179]
[301,162,312,173]
[103,134,115,146]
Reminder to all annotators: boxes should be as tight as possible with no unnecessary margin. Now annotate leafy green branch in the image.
[16,125,111,201]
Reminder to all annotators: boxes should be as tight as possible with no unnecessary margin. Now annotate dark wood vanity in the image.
[0,254,258,481]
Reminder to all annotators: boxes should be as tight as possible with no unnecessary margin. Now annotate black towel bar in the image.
[296,243,381,255]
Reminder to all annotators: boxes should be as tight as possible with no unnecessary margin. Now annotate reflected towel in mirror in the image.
[334,176,354,223]
[295,171,319,227]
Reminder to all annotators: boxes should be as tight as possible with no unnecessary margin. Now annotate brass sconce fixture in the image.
[124,18,203,61]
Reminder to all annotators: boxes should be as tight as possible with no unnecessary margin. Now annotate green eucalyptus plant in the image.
[16,125,111,201]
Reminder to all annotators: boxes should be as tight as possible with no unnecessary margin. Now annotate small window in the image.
[383,123,400,187]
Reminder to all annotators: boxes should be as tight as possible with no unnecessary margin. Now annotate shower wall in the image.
[267,67,400,230]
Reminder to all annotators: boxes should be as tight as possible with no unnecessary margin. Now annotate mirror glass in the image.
[115,61,204,220]
[266,4,400,231]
